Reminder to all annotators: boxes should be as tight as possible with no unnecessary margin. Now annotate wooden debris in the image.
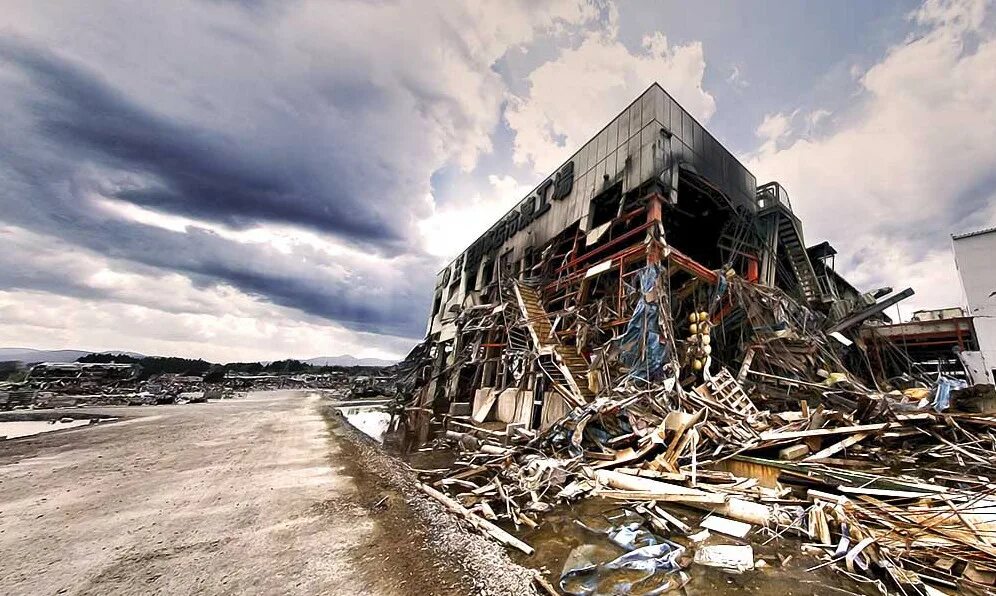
[418,483,534,555]
[777,444,810,461]
[701,515,752,539]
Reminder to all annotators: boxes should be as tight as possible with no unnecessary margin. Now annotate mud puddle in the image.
[510,498,877,595]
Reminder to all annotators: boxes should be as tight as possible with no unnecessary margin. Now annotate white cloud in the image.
[755,112,794,151]
[727,65,748,89]
[0,0,607,358]
[505,28,716,174]
[748,0,996,316]
[418,174,533,258]
[0,289,411,362]
[805,109,831,130]
[0,226,413,361]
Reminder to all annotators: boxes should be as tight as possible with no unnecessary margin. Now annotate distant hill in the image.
[0,348,394,368]
[0,348,146,364]
[304,355,396,367]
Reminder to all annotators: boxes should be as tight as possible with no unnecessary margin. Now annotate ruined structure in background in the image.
[390,85,996,594]
[858,227,996,392]
[404,83,918,438]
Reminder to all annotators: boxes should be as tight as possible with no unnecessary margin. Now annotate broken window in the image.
[465,262,478,293]
[481,257,495,287]
[431,291,442,318]
[589,182,622,230]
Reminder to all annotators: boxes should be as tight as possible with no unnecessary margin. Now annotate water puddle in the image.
[0,418,95,439]
[512,498,878,595]
[337,405,391,443]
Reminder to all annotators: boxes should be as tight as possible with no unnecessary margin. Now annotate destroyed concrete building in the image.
[27,362,140,391]
[412,83,910,438]
[388,84,996,595]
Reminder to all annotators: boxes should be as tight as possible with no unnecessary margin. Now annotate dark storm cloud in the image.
[0,37,434,338]
[0,38,403,247]
[0,211,434,336]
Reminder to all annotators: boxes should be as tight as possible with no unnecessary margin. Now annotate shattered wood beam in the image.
[418,483,534,555]
[803,431,872,462]
[651,505,692,534]
[593,469,773,526]
[594,489,726,503]
[760,421,896,441]
[757,414,932,441]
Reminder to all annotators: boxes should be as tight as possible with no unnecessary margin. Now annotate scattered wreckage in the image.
[382,85,996,595]
[1,364,240,409]
[1,362,384,410]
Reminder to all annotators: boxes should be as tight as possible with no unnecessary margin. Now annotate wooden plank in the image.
[594,489,726,503]
[760,422,892,441]
[759,420,923,441]
[701,515,752,538]
[651,504,692,533]
[778,444,810,460]
[804,431,872,461]
[837,486,940,499]
[419,483,534,555]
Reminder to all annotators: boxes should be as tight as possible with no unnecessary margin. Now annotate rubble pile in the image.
[391,240,996,595]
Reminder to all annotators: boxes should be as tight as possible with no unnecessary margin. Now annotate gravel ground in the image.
[322,401,540,596]
[1,390,529,596]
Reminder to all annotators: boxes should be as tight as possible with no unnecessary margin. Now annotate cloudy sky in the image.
[0,0,993,362]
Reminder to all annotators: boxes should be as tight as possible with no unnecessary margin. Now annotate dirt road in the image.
[0,391,473,596]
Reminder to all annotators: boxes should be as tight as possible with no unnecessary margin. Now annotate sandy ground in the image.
[0,391,479,596]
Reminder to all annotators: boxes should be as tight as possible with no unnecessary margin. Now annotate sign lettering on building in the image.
[462,160,575,275]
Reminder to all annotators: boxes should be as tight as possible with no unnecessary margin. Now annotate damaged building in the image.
[388,84,996,595]
[857,227,996,389]
[411,83,911,438]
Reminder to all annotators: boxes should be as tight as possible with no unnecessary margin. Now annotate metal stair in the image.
[778,213,823,304]
[498,279,532,353]
[756,183,825,306]
[513,282,594,405]
[514,284,554,349]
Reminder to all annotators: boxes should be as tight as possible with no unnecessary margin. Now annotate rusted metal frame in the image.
[666,248,720,284]
[886,339,978,348]
[882,317,974,339]
[867,329,977,343]
[646,193,664,265]
[556,220,653,274]
[544,244,647,295]
[617,204,648,224]
[710,294,738,325]
[618,257,625,316]
[664,247,745,325]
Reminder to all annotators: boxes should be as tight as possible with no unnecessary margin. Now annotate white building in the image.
[953,227,996,384]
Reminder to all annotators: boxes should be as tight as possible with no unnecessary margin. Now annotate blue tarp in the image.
[931,375,967,412]
[619,265,668,381]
